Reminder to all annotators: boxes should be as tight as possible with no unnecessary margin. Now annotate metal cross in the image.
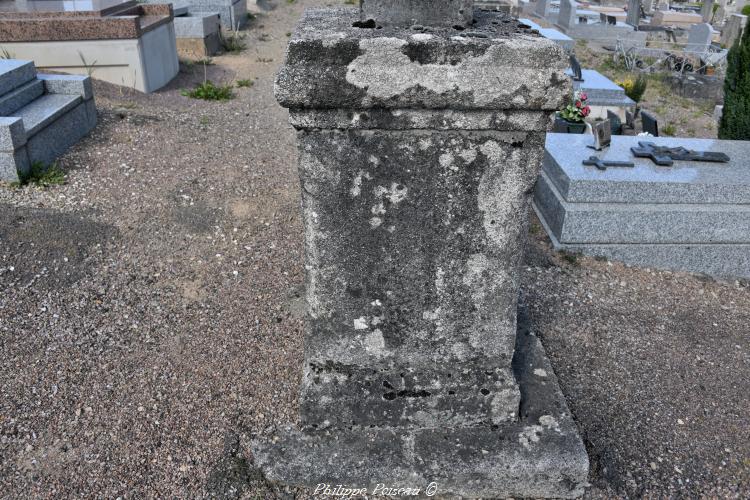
[630,141,730,167]
[582,156,635,171]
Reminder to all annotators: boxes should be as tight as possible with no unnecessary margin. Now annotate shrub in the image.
[742,5,750,16]
[719,17,750,139]
[181,80,234,101]
[616,74,648,103]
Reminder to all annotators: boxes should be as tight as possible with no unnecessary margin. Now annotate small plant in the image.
[11,161,65,187]
[286,32,292,37]
[742,5,750,16]
[286,0,296,4]
[221,29,247,53]
[343,0,358,4]
[181,80,234,101]
[77,50,97,77]
[559,250,580,266]
[246,12,256,21]
[256,57,274,63]
[616,74,648,103]
[236,79,254,88]
[662,123,677,136]
[200,116,210,125]
[559,91,590,123]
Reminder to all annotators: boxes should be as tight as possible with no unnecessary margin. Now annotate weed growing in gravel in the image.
[662,123,677,136]
[236,79,253,88]
[246,12,256,21]
[200,116,210,125]
[182,81,234,101]
[221,30,247,53]
[11,161,65,188]
[560,250,581,266]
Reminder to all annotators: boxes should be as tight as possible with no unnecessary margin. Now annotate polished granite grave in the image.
[0,59,96,182]
[534,133,750,279]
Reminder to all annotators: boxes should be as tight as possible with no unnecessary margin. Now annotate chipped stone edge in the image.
[250,316,590,499]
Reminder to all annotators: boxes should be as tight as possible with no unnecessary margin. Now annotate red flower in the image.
[575,100,582,108]
[581,106,590,117]
[579,92,588,101]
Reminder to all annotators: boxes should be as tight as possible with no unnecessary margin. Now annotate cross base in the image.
[251,318,589,498]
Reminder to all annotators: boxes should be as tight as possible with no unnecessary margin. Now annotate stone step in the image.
[0,60,37,98]
[14,93,82,137]
[0,79,44,117]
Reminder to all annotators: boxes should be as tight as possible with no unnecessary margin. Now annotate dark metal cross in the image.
[630,141,731,166]
[583,156,635,171]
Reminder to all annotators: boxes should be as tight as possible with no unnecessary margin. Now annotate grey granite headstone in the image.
[557,0,577,30]
[534,0,551,18]
[626,0,640,27]
[687,22,712,52]
[252,1,589,497]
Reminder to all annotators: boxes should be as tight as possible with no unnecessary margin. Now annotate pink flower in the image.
[579,92,588,101]
[575,100,582,108]
[581,106,590,117]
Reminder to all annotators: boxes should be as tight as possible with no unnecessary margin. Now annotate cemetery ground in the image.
[0,1,748,498]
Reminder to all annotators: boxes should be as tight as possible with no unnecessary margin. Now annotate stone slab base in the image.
[251,320,589,498]
[533,200,750,279]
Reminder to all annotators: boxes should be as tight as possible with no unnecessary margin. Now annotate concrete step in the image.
[0,60,37,98]
[0,79,44,117]
[15,93,82,137]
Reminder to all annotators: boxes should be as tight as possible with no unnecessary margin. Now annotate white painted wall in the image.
[0,22,179,93]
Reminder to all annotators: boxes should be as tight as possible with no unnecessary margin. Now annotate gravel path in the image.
[0,1,748,498]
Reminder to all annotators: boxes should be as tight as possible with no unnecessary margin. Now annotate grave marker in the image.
[641,110,659,136]
[687,22,713,52]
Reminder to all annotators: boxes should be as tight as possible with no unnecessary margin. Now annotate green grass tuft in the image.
[11,161,65,187]
[236,79,254,88]
[181,80,234,101]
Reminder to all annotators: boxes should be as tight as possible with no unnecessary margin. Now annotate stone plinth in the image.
[253,6,588,498]
[533,134,750,279]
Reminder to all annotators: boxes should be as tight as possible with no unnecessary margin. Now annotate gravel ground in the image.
[1,1,748,498]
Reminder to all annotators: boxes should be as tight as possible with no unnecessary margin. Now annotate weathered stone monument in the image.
[701,0,714,23]
[721,13,747,47]
[252,1,589,497]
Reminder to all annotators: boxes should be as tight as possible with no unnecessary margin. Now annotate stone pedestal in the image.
[252,3,588,498]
